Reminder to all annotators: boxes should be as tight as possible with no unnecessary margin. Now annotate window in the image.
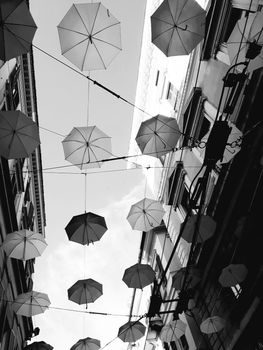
[179,335,189,350]
[155,70,160,86]
[231,284,242,298]
[167,162,185,206]
[155,254,167,287]
[166,82,178,108]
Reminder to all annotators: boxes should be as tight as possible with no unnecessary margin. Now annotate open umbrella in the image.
[159,319,187,342]
[70,337,100,350]
[172,266,201,291]
[24,341,53,350]
[118,321,146,342]
[1,229,47,261]
[127,198,165,231]
[181,214,217,243]
[151,0,206,57]
[62,126,112,170]
[122,263,156,289]
[135,115,181,158]
[68,278,103,307]
[200,316,225,334]
[0,110,40,159]
[65,212,107,245]
[0,0,37,61]
[218,264,248,287]
[12,291,50,317]
[57,2,122,71]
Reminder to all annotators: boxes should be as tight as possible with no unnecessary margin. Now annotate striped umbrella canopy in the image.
[70,337,100,350]
[118,321,146,342]
[68,278,103,307]
[122,263,156,289]
[12,291,50,317]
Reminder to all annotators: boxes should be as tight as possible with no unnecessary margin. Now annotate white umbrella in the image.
[200,316,225,334]
[218,264,248,287]
[127,198,165,231]
[12,291,50,317]
[57,2,122,71]
[160,319,187,342]
[62,126,112,170]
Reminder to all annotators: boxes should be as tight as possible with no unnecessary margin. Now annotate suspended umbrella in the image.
[24,341,53,350]
[57,2,122,71]
[1,229,47,261]
[200,316,225,334]
[181,214,217,243]
[68,278,103,307]
[0,111,40,159]
[160,319,187,342]
[127,198,165,231]
[151,0,206,57]
[172,266,201,291]
[70,337,100,350]
[65,212,107,246]
[12,291,50,317]
[218,264,248,287]
[227,12,263,73]
[122,263,156,289]
[118,321,146,342]
[0,0,37,61]
[135,115,181,158]
[62,126,112,170]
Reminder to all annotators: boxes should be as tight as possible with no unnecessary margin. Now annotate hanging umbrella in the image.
[181,214,217,243]
[172,266,201,291]
[24,341,54,350]
[62,126,112,170]
[118,321,146,342]
[65,212,107,246]
[12,291,50,317]
[218,264,248,287]
[0,0,37,61]
[127,198,165,231]
[200,316,225,334]
[0,110,40,159]
[57,2,122,71]
[227,12,263,73]
[151,0,206,57]
[2,229,47,261]
[68,278,103,307]
[135,115,181,158]
[70,337,100,350]
[122,263,156,289]
[160,319,187,342]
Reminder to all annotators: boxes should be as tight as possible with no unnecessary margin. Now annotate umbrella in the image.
[0,110,40,159]
[62,126,112,170]
[200,316,225,334]
[24,341,53,350]
[181,214,217,243]
[70,337,100,350]
[218,264,248,287]
[122,263,156,289]
[227,12,263,73]
[65,212,107,245]
[68,278,103,307]
[12,291,50,317]
[151,0,206,57]
[0,0,37,61]
[118,321,146,342]
[57,2,122,71]
[1,229,47,261]
[127,198,165,231]
[159,319,187,342]
[135,115,181,158]
[172,266,201,290]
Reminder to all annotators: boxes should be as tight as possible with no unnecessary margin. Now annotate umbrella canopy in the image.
[200,316,225,334]
[65,212,107,245]
[70,337,100,350]
[62,126,112,170]
[151,0,206,57]
[24,341,53,350]
[122,263,156,289]
[12,291,50,317]
[57,2,121,71]
[181,214,217,243]
[2,229,47,261]
[0,110,40,159]
[127,198,165,231]
[172,266,201,291]
[68,278,103,306]
[0,0,37,61]
[118,321,146,342]
[218,264,248,287]
[227,12,263,73]
[135,115,181,158]
[160,319,187,342]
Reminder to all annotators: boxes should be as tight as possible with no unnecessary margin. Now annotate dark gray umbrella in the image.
[68,278,103,308]
[118,321,146,342]
[122,263,156,289]
[24,341,53,350]
[70,337,101,350]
